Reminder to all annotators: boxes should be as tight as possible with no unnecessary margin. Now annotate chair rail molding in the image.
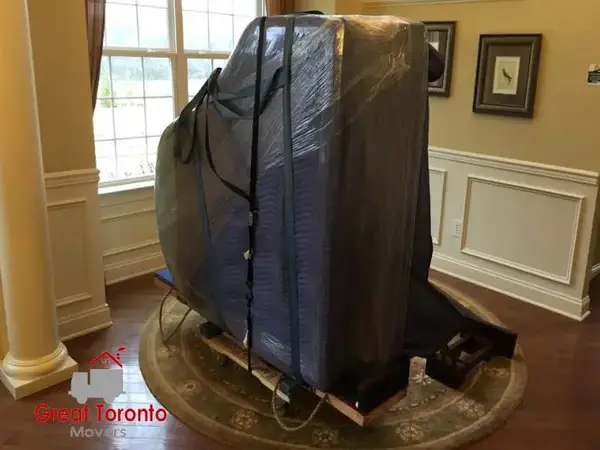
[44,168,112,341]
[427,146,598,321]
[591,264,600,280]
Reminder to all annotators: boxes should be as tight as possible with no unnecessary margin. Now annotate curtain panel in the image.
[85,0,106,111]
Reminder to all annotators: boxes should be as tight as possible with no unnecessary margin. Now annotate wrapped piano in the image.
[153,13,518,426]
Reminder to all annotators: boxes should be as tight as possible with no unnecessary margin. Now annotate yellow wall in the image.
[27,0,96,173]
[335,0,363,14]
[295,0,362,14]
[295,0,336,13]
[368,0,600,259]
[24,0,597,178]
[368,0,597,168]
[20,0,600,262]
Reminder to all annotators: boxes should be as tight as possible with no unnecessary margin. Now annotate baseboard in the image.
[59,304,112,342]
[432,253,590,321]
[104,252,166,286]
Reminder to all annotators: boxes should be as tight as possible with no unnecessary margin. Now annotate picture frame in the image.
[424,21,456,97]
[472,34,543,118]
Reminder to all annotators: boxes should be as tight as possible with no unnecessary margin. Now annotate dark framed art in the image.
[473,34,543,118]
[425,21,456,97]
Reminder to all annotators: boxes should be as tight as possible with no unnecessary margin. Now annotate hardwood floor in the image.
[1,272,599,449]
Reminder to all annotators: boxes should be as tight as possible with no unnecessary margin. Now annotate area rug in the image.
[139,280,527,449]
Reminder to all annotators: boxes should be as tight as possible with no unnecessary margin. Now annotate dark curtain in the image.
[85,0,106,111]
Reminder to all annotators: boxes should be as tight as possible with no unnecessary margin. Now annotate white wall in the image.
[97,147,599,322]
[1,146,592,360]
[0,174,163,357]
[0,169,117,348]
[45,170,113,340]
[0,172,161,357]
[99,183,165,285]
[429,147,598,320]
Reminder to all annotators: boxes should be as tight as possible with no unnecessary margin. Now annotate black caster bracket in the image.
[425,315,517,390]
[200,321,224,339]
[330,357,411,416]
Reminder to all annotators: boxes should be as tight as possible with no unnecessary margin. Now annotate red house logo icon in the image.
[89,347,126,369]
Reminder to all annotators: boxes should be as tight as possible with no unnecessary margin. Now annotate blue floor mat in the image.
[155,268,174,288]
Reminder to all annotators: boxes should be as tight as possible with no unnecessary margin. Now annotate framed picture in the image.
[473,34,543,118]
[425,21,456,97]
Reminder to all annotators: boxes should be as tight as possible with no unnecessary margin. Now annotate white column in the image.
[0,0,78,399]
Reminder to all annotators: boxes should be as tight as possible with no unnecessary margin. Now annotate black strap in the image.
[212,68,285,119]
[190,106,227,330]
[174,82,210,163]
[245,16,267,374]
[174,17,273,374]
[181,80,210,123]
[176,68,284,163]
[203,69,250,202]
[281,18,302,382]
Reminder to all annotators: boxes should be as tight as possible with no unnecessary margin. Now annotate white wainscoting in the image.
[99,184,165,285]
[45,169,112,340]
[92,148,598,322]
[428,147,598,321]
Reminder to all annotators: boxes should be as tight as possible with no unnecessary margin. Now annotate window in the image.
[94,0,262,186]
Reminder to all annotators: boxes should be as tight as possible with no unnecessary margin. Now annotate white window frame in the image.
[98,0,264,190]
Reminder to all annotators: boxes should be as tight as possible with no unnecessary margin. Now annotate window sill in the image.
[98,179,155,197]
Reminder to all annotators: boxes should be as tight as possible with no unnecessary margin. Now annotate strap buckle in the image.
[249,210,258,227]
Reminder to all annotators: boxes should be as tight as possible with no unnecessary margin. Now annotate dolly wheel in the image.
[274,397,291,417]
[216,354,229,367]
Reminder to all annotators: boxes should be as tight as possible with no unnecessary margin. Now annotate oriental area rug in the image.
[139,281,527,449]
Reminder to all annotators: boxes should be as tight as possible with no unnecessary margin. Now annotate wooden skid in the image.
[200,331,291,403]
[154,273,407,427]
[199,326,406,427]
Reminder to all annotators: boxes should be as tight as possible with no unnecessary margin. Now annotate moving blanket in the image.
[155,15,428,391]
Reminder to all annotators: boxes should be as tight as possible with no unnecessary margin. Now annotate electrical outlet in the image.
[452,220,463,239]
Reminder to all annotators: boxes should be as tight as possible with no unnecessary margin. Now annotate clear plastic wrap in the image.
[155,14,428,391]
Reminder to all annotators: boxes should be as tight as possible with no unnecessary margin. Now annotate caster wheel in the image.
[274,398,291,417]
[216,354,229,367]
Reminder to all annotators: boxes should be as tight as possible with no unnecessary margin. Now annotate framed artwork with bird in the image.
[473,34,543,118]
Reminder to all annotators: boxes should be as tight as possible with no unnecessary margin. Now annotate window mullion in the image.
[183,50,230,59]
[173,0,188,113]
[140,57,150,176]
[135,3,142,47]
[107,56,119,181]
[103,48,175,58]
[96,0,262,188]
